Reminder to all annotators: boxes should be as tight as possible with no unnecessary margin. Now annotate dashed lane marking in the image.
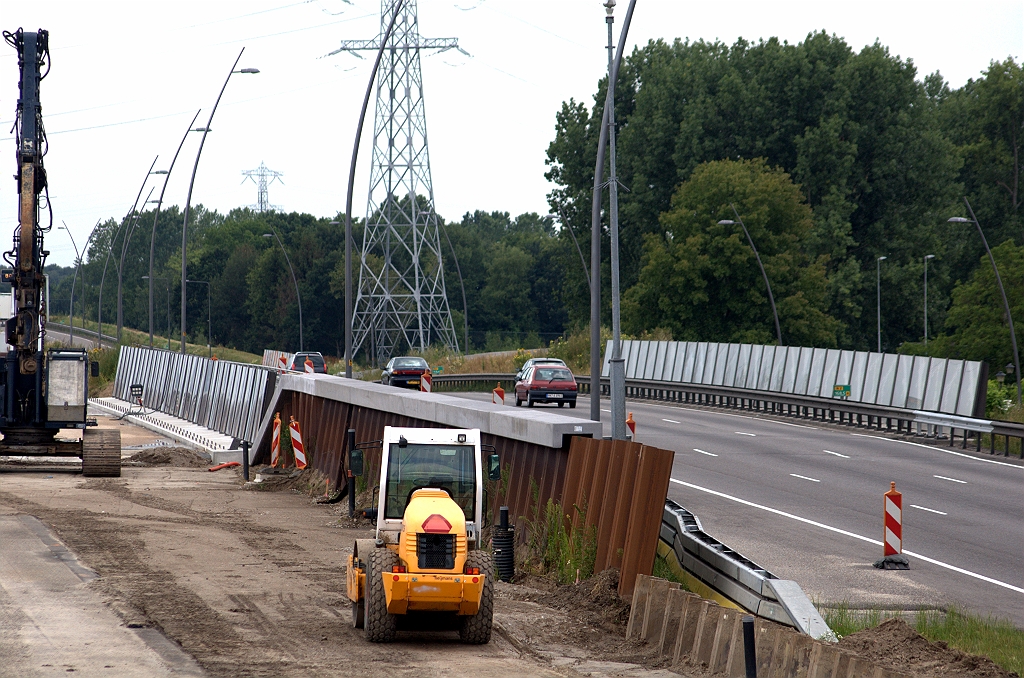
[790,473,820,482]
[669,478,1024,594]
[693,448,718,457]
[910,504,947,515]
[735,432,756,437]
[662,418,680,424]
[934,475,967,484]
[824,450,850,458]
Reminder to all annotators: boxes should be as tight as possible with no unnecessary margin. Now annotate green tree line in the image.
[41,32,1021,372]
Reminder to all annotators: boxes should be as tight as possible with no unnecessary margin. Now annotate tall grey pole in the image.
[877,256,886,353]
[957,199,1021,405]
[181,49,256,353]
[263,229,304,351]
[924,254,934,346]
[150,110,201,349]
[186,279,211,358]
[344,0,405,377]
[720,205,782,345]
[119,187,154,341]
[589,0,637,424]
[606,0,626,440]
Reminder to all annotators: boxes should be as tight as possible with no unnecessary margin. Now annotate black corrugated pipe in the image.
[493,506,514,583]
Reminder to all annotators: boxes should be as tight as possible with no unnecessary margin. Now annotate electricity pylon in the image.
[241,162,283,213]
[329,0,461,365]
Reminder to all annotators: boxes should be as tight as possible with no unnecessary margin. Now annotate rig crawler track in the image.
[81,429,122,477]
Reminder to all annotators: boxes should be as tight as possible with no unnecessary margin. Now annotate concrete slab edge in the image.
[89,398,229,457]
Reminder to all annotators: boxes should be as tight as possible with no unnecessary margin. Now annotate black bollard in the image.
[242,440,250,482]
[742,615,757,678]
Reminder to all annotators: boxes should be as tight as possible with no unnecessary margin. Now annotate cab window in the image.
[384,443,476,520]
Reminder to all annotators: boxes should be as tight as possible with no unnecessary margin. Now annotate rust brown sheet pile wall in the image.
[260,390,674,598]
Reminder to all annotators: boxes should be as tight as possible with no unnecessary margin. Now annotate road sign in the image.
[833,384,851,399]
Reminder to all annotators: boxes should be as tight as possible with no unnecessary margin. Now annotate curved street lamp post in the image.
[262,230,304,351]
[877,256,887,353]
[186,279,212,358]
[142,276,172,349]
[924,254,935,345]
[717,204,783,346]
[949,198,1021,405]
[180,50,258,353]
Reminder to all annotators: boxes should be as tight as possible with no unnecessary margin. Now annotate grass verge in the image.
[819,602,1024,675]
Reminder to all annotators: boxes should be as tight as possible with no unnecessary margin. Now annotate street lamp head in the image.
[236,67,260,74]
[996,371,1006,384]
[717,219,736,226]
[151,170,169,175]
[604,0,615,15]
[192,127,210,132]
[947,217,971,224]
[924,254,935,260]
[262,233,273,238]
[1008,363,1016,374]
[878,256,887,262]
[329,221,340,226]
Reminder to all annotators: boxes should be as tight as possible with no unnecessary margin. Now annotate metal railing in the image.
[432,373,1024,459]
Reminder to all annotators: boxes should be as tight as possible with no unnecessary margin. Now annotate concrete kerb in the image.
[252,375,602,456]
[630,574,912,678]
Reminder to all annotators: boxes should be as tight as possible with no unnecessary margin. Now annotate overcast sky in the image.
[1,0,1021,268]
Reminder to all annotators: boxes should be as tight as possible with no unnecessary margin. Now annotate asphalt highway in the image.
[452,391,1024,626]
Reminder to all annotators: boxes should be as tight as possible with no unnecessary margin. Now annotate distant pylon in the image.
[328,0,461,365]
[241,162,284,212]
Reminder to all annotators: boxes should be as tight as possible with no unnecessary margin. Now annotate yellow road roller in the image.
[347,426,501,643]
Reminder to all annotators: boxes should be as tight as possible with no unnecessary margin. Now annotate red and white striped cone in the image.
[278,355,287,374]
[289,416,307,469]
[270,413,282,468]
[492,383,505,405]
[304,358,314,374]
[875,481,909,569]
[420,371,432,393]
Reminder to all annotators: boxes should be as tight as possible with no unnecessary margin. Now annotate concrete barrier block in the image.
[627,574,653,639]
[657,586,689,655]
[640,578,677,642]
[808,643,842,678]
[671,592,702,663]
[690,600,721,669]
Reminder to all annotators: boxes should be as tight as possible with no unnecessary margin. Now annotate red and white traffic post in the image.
[420,371,432,393]
[875,481,910,569]
[492,382,505,405]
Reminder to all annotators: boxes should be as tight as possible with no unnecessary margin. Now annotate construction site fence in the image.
[114,345,276,445]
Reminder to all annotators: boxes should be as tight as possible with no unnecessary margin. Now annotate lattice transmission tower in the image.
[329,0,461,365]
[242,162,284,212]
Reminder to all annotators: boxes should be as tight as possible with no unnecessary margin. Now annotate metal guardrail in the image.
[432,373,1024,459]
[660,499,835,640]
[47,322,118,346]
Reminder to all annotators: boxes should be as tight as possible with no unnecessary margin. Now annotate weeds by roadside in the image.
[519,481,598,585]
[818,602,1024,675]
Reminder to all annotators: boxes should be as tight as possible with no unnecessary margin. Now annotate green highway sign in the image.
[833,384,851,398]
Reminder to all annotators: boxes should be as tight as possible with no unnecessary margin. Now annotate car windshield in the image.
[394,358,428,369]
[535,368,573,382]
[384,443,476,521]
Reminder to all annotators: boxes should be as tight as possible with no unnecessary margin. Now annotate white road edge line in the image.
[662,418,681,424]
[588,397,819,429]
[790,473,820,482]
[669,478,1024,594]
[824,450,850,458]
[735,432,756,437]
[693,448,718,457]
[849,433,1023,469]
[934,475,967,484]
[910,504,947,515]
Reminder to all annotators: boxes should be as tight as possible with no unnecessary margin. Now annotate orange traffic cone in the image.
[271,413,282,467]
[626,412,636,438]
[492,383,505,405]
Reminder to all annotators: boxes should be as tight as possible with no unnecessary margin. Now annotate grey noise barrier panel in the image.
[604,339,986,417]
[660,499,835,641]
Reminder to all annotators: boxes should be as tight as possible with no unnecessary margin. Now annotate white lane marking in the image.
[790,473,820,482]
[693,448,718,457]
[669,478,1024,594]
[849,433,1022,469]
[662,418,681,424]
[910,504,947,515]
[601,409,611,413]
[735,432,756,437]
[934,475,967,484]
[824,450,850,458]
[578,397,819,429]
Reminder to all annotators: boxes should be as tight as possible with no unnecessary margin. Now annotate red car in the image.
[515,365,578,408]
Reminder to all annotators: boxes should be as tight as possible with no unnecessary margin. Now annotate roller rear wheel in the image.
[81,429,121,477]
[364,548,399,642]
[459,550,494,644]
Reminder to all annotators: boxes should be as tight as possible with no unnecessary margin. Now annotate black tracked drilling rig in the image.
[2,27,120,476]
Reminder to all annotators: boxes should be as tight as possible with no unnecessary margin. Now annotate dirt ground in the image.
[0,416,1013,678]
